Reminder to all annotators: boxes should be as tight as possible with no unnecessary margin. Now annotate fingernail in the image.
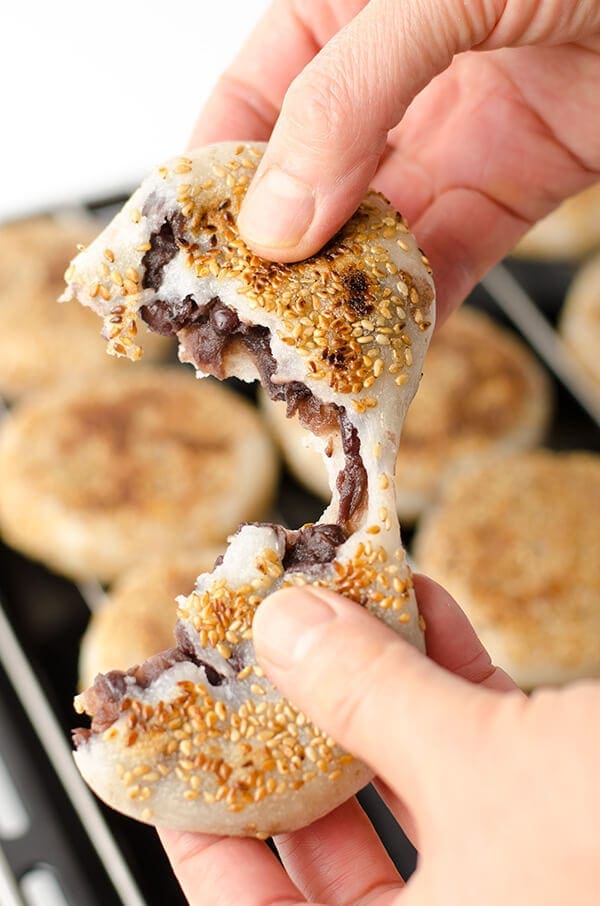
[238,167,315,249]
[254,589,335,669]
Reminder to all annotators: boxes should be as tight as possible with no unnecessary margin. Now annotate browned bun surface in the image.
[79,551,223,690]
[414,451,600,688]
[0,216,170,399]
[263,307,552,520]
[560,252,600,387]
[512,183,600,261]
[0,367,278,581]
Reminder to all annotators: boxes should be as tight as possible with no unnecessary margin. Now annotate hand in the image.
[190,0,600,322]
[159,576,599,905]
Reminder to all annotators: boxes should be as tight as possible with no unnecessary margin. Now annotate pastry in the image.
[262,307,552,520]
[0,367,277,581]
[512,183,600,262]
[560,252,600,387]
[79,552,222,690]
[414,451,600,689]
[64,141,435,835]
[0,216,169,399]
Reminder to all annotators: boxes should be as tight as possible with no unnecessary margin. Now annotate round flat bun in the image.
[0,367,278,581]
[262,307,551,520]
[79,551,223,690]
[512,183,600,261]
[0,216,170,400]
[65,141,435,836]
[560,253,600,387]
[414,451,600,689]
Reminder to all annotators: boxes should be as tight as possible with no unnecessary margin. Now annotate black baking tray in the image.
[0,200,598,904]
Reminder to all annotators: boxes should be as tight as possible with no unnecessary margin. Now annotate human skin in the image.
[160,578,600,905]
[189,0,600,325]
[159,2,600,902]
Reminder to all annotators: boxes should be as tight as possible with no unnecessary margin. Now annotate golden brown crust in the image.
[263,307,552,519]
[0,217,170,399]
[512,183,600,261]
[414,451,600,686]
[0,368,278,581]
[560,253,600,387]
[62,144,434,409]
[79,552,223,689]
[65,142,434,836]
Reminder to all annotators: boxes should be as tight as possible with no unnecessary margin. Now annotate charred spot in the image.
[323,347,349,369]
[342,268,373,316]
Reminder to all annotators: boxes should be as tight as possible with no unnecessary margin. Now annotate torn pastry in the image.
[63,142,435,836]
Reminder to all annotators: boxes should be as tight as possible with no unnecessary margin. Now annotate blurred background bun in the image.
[78,551,222,690]
[559,252,600,387]
[0,368,278,581]
[512,183,600,262]
[413,451,600,689]
[0,216,171,400]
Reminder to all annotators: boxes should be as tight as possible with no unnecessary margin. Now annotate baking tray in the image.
[0,200,598,905]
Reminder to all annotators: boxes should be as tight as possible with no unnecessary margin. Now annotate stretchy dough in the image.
[262,307,552,520]
[64,142,435,836]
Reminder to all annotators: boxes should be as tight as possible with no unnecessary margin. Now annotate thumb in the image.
[237,0,466,261]
[253,586,507,810]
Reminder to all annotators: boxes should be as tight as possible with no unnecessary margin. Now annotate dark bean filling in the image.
[140,210,186,291]
[337,410,367,525]
[283,523,348,571]
[140,294,200,335]
[141,294,368,524]
[73,641,229,746]
[74,243,373,744]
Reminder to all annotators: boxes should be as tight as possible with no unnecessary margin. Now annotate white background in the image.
[1,0,270,219]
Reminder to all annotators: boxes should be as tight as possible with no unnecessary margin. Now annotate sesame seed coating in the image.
[68,142,435,837]
[62,144,433,400]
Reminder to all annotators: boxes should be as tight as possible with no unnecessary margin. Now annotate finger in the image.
[372,575,520,842]
[236,0,485,260]
[253,586,514,813]
[275,796,403,904]
[372,778,418,848]
[159,828,304,906]
[188,1,360,148]
[371,148,530,325]
[413,574,521,693]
